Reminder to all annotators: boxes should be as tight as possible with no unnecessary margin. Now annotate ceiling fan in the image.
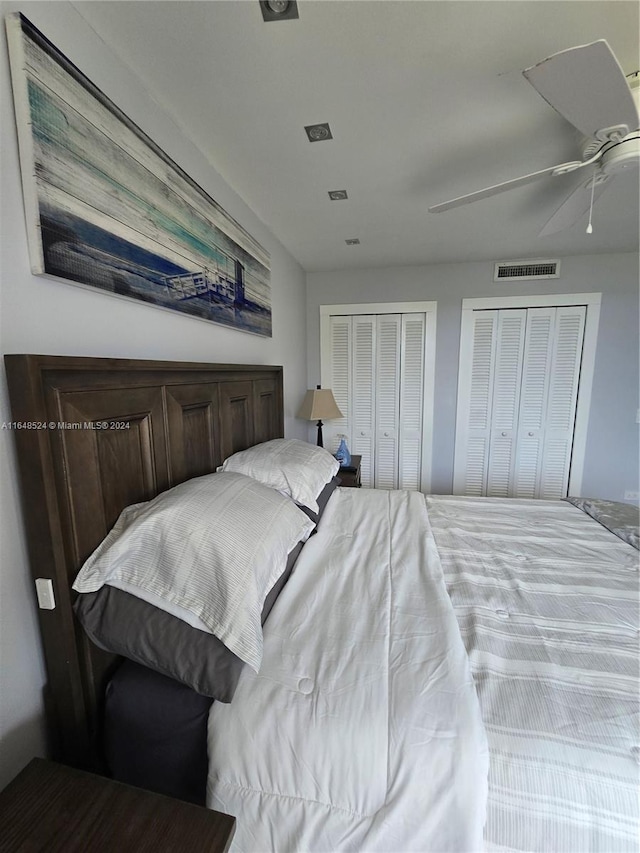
[429,40,640,236]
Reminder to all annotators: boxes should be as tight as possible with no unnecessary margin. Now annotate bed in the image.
[5,354,638,853]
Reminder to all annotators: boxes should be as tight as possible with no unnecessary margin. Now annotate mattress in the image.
[207,487,489,852]
[427,495,639,853]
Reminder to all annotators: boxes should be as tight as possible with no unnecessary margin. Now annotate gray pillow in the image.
[74,540,304,700]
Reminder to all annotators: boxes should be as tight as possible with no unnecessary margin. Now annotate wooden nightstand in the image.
[0,758,235,852]
[338,454,362,488]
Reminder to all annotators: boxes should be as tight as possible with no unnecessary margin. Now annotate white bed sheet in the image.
[207,487,488,852]
[427,495,639,853]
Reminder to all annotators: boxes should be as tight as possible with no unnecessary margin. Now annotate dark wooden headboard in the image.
[4,354,284,770]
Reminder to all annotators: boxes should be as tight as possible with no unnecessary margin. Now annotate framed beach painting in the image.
[6,13,272,336]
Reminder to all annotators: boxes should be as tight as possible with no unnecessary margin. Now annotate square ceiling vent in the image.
[259,1,299,22]
[305,123,332,142]
[494,259,561,281]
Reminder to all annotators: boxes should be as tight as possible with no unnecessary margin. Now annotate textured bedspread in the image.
[207,488,488,852]
[427,495,639,853]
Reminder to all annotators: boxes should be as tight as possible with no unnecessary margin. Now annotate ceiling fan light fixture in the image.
[433,40,639,234]
[600,135,640,174]
[259,1,299,22]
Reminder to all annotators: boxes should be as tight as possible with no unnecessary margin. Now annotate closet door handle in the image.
[501,431,507,437]
[528,431,534,436]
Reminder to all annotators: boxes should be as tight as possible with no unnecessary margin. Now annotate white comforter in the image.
[207,488,488,852]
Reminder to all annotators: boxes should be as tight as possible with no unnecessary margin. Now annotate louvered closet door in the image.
[374,315,401,488]
[486,310,527,497]
[325,311,427,491]
[352,316,376,487]
[539,306,586,498]
[457,304,586,499]
[459,310,498,496]
[511,306,586,498]
[328,316,352,450]
[399,314,425,489]
[513,308,556,497]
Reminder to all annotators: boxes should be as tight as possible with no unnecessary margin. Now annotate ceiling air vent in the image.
[494,259,561,282]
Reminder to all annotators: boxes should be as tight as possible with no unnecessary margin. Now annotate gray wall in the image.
[0,0,308,789]
[306,253,639,499]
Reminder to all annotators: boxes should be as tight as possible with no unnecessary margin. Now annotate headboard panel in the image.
[166,383,220,484]
[4,355,284,771]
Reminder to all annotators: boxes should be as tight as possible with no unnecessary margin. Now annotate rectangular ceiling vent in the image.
[494,259,561,281]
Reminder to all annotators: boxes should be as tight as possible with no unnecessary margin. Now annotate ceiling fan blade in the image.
[539,174,611,237]
[524,40,639,140]
[428,160,584,213]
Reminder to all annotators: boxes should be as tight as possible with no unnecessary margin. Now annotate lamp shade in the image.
[297,388,343,421]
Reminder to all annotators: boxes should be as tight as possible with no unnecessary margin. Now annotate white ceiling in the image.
[73,0,640,272]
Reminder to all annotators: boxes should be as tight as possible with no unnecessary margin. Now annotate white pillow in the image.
[219,439,339,515]
[73,472,314,672]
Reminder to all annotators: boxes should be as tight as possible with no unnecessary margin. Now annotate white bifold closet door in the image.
[455,305,586,499]
[326,313,425,490]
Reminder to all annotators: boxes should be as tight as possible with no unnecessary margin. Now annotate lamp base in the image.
[316,420,324,447]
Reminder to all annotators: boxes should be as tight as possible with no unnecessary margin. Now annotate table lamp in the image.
[297,385,343,447]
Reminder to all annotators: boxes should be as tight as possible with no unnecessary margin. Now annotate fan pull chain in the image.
[586,170,597,234]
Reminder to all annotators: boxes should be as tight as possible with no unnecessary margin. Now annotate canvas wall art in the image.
[6,13,272,336]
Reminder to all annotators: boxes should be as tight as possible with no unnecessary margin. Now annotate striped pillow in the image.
[220,439,339,515]
[73,472,314,671]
